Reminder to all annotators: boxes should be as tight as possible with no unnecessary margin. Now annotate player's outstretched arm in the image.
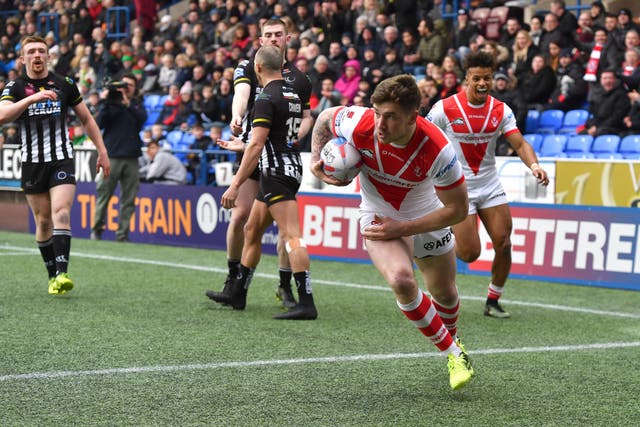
[507,131,549,186]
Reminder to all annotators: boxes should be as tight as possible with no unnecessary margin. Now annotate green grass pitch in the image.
[1,230,639,426]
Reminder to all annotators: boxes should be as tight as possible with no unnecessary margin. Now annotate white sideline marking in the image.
[2,244,640,319]
[1,341,639,382]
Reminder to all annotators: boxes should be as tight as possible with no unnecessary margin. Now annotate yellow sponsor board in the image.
[556,160,640,207]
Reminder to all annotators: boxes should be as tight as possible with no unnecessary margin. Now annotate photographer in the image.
[91,73,147,242]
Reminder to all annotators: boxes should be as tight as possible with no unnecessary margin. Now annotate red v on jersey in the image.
[442,93,504,175]
[459,142,488,175]
[368,175,412,210]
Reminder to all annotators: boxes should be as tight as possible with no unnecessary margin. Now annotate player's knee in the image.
[285,238,306,253]
[388,270,416,296]
[52,209,70,227]
[494,240,512,258]
[456,246,481,263]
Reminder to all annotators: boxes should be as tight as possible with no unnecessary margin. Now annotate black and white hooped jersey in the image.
[1,73,81,163]
[233,58,311,144]
[252,79,304,181]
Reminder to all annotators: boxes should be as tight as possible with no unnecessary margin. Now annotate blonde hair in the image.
[513,29,533,63]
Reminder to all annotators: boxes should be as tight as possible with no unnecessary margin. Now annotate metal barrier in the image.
[106,6,130,40]
[37,12,59,41]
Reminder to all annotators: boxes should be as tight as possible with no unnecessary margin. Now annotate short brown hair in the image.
[20,35,47,54]
[370,74,421,112]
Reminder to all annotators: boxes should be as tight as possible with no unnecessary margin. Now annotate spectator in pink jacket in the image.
[334,59,361,105]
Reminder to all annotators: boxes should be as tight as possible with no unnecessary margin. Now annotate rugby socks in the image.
[432,294,460,339]
[37,237,56,279]
[487,283,504,303]
[293,271,314,306]
[397,290,461,356]
[237,264,255,290]
[228,259,240,278]
[52,229,71,274]
[279,267,292,289]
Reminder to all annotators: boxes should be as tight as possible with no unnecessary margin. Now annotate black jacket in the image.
[586,81,630,134]
[97,98,146,158]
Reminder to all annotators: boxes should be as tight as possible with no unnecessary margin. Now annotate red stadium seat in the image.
[471,7,491,34]
[484,6,509,40]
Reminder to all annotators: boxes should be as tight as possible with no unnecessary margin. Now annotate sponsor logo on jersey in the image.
[451,117,464,125]
[334,108,347,127]
[491,116,498,127]
[360,148,374,159]
[434,155,457,179]
[25,84,36,96]
[28,99,62,116]
[284,76,295,84]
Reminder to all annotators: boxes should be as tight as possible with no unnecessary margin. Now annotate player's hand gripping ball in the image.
[320,137,362,182]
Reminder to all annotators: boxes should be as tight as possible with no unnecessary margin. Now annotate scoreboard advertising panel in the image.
[42,184,638,291]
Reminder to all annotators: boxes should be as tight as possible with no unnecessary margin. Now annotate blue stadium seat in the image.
[618,135,640,159]
[182,133,196,146]
[165,130,184,148]
[537,109,565,134]
[564,134,594,158]
[540,134,568,157]
[525,110,540,133]
[591,134,622,158]
[144,110,161,127]
[143,94,162,111]
[523,133,544,153]
[558,109,589,134]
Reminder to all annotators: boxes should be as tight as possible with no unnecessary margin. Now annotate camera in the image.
[105,80,128,104]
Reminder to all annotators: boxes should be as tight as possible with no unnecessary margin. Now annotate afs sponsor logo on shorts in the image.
[422,229,452,252]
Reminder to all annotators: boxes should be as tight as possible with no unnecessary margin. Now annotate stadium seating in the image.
[485,6,509,40]
[618,135,640,159]
[564,134,594,158]
[558,109,589,135]
[591,134,622,159]
[165,130,185,148]
[523,133,543,153]
[540,134,568,157]
[525,110,540,133]
[537,109,565,134]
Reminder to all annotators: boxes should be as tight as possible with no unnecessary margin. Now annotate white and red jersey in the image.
[331,106,464,220]
[427,92,519,188]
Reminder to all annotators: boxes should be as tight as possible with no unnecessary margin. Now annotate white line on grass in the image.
[3,244,640,319]
[1,341,639,382]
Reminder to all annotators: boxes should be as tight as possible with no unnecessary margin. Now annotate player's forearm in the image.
[82,117,109,157]
[231,83,250,119]
[0,98,34,124]
[311,108,337,161]
[298,110,313,140]
[231,142,261,189]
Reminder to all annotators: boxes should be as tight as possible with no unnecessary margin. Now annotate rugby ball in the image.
[320,137,362,182]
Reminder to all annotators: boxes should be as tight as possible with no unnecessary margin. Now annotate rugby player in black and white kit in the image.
[0,35,110,295]
[212,45,317,320]
[206,18,312,310]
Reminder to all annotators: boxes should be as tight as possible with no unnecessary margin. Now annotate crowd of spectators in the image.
[0,0,639,180]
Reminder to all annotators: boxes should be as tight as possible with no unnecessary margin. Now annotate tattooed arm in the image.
[310,106,350,186]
